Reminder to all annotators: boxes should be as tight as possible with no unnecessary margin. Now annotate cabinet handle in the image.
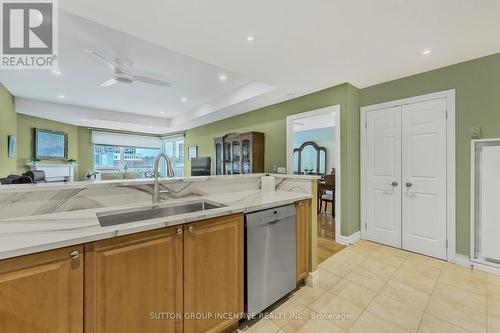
[69,250,80,259]
[188,225,194,232]
[176,227,183,235]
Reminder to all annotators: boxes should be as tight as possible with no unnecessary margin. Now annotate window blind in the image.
[91,131,161,149]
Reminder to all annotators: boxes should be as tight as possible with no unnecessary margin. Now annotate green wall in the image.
[185,83,361,237]
[360,52,500,255]
[0,84,17,177]
[77,127,93,180]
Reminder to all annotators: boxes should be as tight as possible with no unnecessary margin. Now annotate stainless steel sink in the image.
[97,200,226,227]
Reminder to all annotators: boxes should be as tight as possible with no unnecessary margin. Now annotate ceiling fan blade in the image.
[83,50,115,69]
[134,75,172,88]
[99,78,117,87]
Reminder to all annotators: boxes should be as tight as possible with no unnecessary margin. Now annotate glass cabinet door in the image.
[215,142,223,175]
[242,139,251,174]
[224,142,232,174]
[232,140,241,174]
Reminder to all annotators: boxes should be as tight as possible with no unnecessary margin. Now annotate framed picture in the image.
[7,135,15,158]
[188,146,198,160]
[33,128,68,160]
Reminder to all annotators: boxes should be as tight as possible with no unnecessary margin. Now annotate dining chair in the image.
[319,174,335,217]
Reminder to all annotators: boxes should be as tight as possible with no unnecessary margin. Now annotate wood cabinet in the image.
[184,214,244,333]
[0,245,83,333]
[84,214,243,333]
[296,200,310,282]
[84,227,183,333]
[214,132,264,175]
[0,212,248,333]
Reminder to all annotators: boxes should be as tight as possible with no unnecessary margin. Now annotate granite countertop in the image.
[0,190,311,260]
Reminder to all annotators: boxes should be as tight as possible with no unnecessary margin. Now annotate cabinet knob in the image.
[176,227,183,235]
[69,250,80,259]
[188,225,194,232]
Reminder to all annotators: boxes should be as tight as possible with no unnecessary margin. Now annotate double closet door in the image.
[364,98,447,259]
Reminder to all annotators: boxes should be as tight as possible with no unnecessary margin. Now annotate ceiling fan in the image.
[84,50,172,88]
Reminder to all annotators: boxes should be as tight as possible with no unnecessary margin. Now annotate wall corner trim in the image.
[305,270,320,287]
[337,231,360,246]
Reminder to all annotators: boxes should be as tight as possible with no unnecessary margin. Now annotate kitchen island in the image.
[0,174,317,333]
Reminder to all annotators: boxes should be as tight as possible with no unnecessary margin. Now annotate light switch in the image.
[471,127,482,139]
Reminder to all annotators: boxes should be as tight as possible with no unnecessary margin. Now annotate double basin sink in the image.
[97,200,226,227]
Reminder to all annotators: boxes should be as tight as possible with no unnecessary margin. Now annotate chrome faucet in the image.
[152,153,175,204]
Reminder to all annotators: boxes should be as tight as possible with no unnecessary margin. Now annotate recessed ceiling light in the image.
[181,97,188,102]
[218,74,228,81]
[422,49,432,56]
[245,35,255,42]
[159,111,165,114]
[51,70,61,75]
[57,94,65,99]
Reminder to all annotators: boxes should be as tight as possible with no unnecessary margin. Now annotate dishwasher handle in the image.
[246,219,284,228]
[245,205,296,228]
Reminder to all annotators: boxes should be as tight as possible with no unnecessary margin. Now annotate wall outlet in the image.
[471,126,482,139]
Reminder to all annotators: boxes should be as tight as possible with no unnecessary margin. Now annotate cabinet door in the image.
[296,200,310,282]
[214,137,223,175]
[184,214,244,333]
[0,245,83,333]
[85,227,183,333]
[232,140,241,174]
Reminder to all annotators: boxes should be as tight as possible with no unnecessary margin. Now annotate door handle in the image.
[390,181,398,187]
[405,182,413,188]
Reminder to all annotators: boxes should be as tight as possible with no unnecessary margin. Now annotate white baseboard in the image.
[336,231,360,246]
[305,270,319,287]
[450,254,500,275]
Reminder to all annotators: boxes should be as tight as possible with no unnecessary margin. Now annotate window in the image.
[161,134,185,177]
[93,145,160,178]
[92,131,162,179]
[91,131,185,179]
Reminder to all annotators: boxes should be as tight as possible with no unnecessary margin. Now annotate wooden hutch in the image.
[214,132,264,175]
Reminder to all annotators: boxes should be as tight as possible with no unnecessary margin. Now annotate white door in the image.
[365,106,402,248]
[402,98,447,259]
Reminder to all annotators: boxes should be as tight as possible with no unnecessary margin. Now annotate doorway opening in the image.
[286,105,344,263]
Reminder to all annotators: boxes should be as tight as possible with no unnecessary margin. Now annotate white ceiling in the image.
[3,0,500,134]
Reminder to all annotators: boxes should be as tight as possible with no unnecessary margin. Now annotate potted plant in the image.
[67,158,77,164]
[29,157,41,167]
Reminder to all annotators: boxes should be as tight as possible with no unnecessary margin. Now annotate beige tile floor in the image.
[235,240,500,333]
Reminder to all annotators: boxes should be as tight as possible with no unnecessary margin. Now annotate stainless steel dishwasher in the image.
[245,204,296,317]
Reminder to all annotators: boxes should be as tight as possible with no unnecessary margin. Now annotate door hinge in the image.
[445,110,448,119]
[446,240,448,248]
[364,121,367,129]
[365,223,367,230]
